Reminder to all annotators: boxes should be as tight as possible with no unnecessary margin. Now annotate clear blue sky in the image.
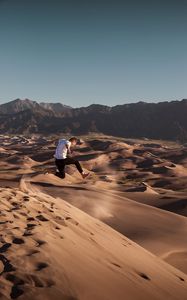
[0,0,187,107]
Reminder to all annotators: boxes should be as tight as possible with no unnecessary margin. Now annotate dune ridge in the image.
[0,181,187,300]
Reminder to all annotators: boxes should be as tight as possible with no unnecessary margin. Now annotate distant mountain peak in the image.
[0,98,72,116]
[0,98,41,114]
[0,98,187,141]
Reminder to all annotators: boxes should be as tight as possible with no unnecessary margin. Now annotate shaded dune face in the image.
[0,135,187,299]
[0,186,187,300]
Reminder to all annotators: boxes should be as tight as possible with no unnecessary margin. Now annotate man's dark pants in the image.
[55,157,83,178]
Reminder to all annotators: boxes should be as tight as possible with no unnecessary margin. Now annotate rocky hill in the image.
[0,98,187,141]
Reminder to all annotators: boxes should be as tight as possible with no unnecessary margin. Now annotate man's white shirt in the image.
[54,139,71,159]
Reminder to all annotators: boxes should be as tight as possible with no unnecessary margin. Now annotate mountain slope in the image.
[0,98,187,140]
[0,99,43,114]
[40,102,72,116]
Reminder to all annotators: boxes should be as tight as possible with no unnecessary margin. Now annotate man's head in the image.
[69,137,78,146]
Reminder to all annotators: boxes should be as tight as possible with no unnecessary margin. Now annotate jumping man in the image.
[54,137,89,179]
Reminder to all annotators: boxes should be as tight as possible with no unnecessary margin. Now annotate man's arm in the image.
[66,141,72,156]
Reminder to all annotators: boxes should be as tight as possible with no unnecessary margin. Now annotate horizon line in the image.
[0,97,187,109]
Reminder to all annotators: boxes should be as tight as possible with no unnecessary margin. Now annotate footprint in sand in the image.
[0,254,16,273]
[19,212,28,217]
[11,192,17,197]
[27,274,44,287]
[0,243,11,253]
[121,238,132,247]
[11,202,20,210]
[23,223,37,236]
[45,279,55,287]
[55,226,60,230]
[23,196,30,202]
[178,276,185,282]
[6,273,24,286]
[35,239,46,247]
[0,236,6,244]
[65,217,79,226]
[26,249,40,256]
[27,217,35,221]
[0,221,8,225]
[136,271,151,281]
[12,238,25,245]
[26,223,37,229]
[111,262,122,268]
[35,262,48,271]
[25,274,55,288]
[13,214,20,219]
[89,238,98,244]
[36,215,49,222]
[55,216,67,226]
[23,230,33,237]
[10,285,24,299]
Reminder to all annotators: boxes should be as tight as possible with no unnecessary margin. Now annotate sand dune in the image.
[29,173,187,267]
[1,134,187,299]
[0,185,187,300]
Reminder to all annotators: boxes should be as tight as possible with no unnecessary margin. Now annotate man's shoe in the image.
[82,172,90,179]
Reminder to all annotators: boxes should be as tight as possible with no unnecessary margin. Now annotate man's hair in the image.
[69,137,78,143]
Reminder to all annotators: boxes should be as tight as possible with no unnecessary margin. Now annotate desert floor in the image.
[0,134,187,299]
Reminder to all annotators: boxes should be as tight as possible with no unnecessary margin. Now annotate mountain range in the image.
[0,98,187,141]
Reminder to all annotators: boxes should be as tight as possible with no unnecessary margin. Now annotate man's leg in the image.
[55,159,66,178]
[64,157,83,174]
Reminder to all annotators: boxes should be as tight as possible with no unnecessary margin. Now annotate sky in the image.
[0,0,187,107]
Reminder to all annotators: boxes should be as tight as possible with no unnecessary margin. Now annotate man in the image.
[54,137,89,179]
